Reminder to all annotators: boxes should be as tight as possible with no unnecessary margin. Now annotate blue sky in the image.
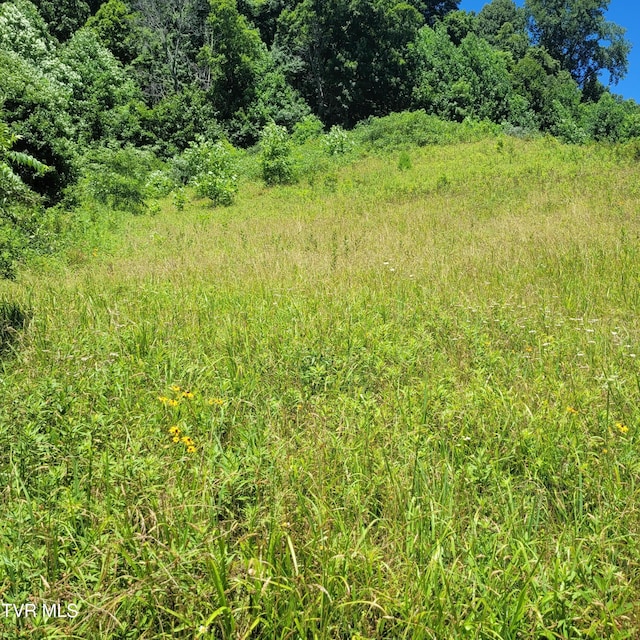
[458,1,640,103]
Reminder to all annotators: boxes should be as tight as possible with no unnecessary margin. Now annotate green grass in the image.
[1,135,639,638]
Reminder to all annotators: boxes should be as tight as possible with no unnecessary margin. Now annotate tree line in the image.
[0,0,639,254]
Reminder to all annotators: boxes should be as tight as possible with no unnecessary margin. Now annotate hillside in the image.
[1,136,640,637]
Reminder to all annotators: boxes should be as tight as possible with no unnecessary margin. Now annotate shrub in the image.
[323,125,352,155]
[179,139,238,206]
[356,110,498,150]
[79,145,156,214]
[292,115,324,144]
[260,123,294,185]
[145,170,175,199]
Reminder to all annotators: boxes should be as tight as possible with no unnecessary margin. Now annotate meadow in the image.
[0,133,639,638]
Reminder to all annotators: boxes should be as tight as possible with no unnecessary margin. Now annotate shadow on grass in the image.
[0,300,31,356]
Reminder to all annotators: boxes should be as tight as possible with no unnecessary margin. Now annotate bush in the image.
[260,123,294,185]
[292,115,324,144]
[79,145,156,214]
[179,139,238,206]
[323,125,352,155]
[356,110,499,150]
[145,170,175,199]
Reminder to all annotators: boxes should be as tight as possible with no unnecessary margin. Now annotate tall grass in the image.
[0,135,639,638]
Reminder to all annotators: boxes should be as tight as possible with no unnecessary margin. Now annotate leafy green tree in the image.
[440,9,475,46]
[30,0,91,42]
[0,111,50,278]
[144,87,220,155]
[59,28,143,144]
[239,54,311,143]
[412,25,512,123]
[475,0,528,59]
[525,0,630,96]
[86,0,140,64]
[199,0,265,121]
[277,0,423,125]
[236,0,296,47]
[132,0,211,100]
[583,91,627,142]
[411,0,459,26]
[0,2,77,201]
[510,46,582,131]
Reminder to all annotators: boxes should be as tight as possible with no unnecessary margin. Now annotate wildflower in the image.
[615,422,629,434]
[187,445,196,454]
[172,436,180,443]
[181,436,194,447]
[566,406,579,415]
[168,425,181,436]
[182,391,194,399]
[168,399,179,407]
[525,346,533,353]
[158,395,170,404]
[208,398,224,406]
[170,385,181,392]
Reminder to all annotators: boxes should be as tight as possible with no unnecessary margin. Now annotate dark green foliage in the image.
[441,9,476,46]
[59,28,143,145]
[199,0,264,121]
[511,47,582,132]
[86,0,140,64]
[413,0,459,26]
[0,300,31,353]
[583,92,628,142]
[0,111,57,277]
[525,0,631,92]
[412,25,513,123]
[238,54,312,145]
[131,0,211,100]
[31,0,91,42]
[277,0,423,126]
[236,0,294,47]
[0,3,77,201]
[79,146,156,213]
[475,0,528,59]
[142,87,221,156]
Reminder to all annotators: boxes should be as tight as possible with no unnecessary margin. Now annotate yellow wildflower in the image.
[158,395,170,404]
[182,391,194,399]
[168,399,179,407]
[172,436,180,443]
[170,385,181,392]
[208,397,224,406]
[187,445,196,454]
[566,406,579,415]
[615,422,629,434]
[181,436,194,447]
[169,425,181,436]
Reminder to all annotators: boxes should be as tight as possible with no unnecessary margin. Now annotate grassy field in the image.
[1,135,640,638]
